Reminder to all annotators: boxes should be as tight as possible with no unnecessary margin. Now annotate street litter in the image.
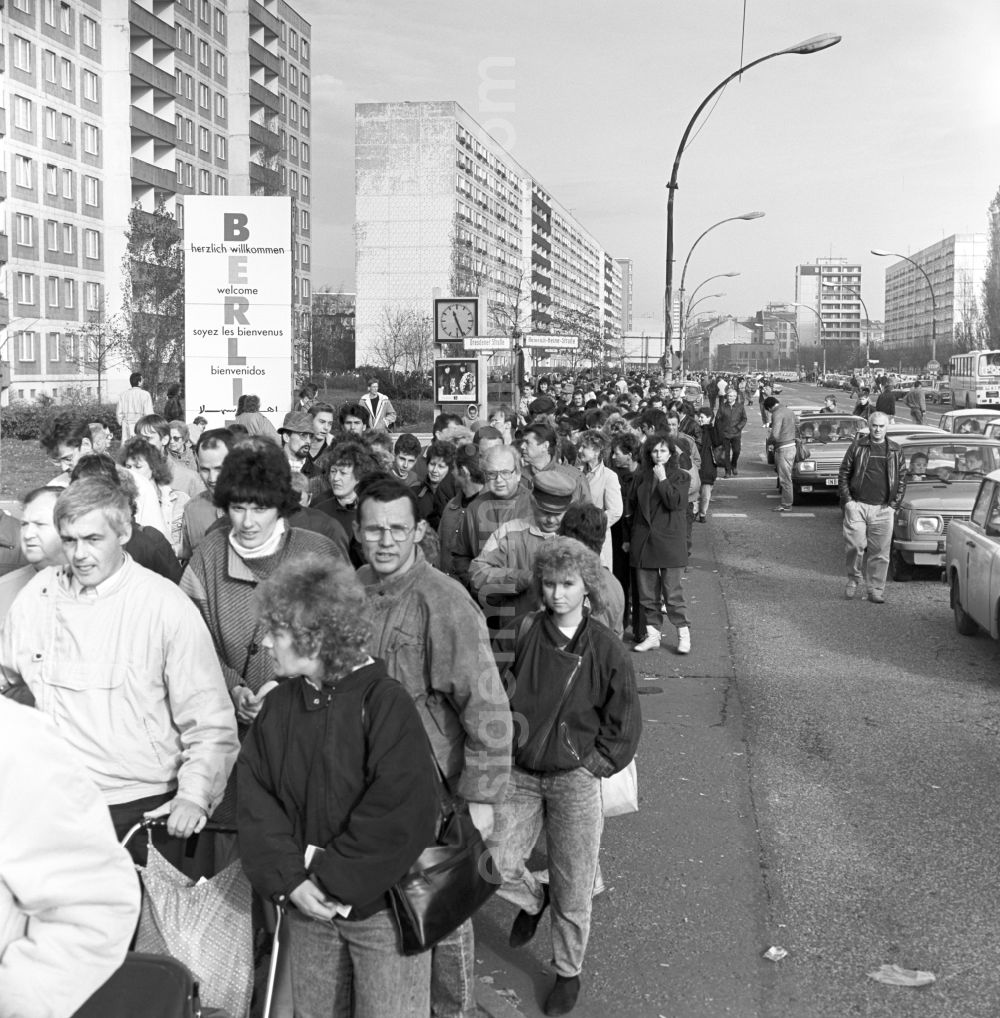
[763,946,788,961]
[867,964,936,987]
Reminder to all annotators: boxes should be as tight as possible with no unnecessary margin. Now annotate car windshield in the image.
[903,443,1000,481]
[951,415,1000,434]
[797,417,862,444]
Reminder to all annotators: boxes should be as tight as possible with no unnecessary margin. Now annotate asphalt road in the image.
[475,383,1000,1018]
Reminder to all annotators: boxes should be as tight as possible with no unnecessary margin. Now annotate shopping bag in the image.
[601,759,638,817]
[136,845,254,1018]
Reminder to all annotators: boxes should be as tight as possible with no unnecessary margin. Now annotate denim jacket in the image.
[358,553,511,804]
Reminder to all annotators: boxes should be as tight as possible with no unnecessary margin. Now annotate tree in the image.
[548,303,609,375]
[312,288,355,375]
[369,306,433,377]
[983,190,1000,348]
[73,299,125,404]
[118,200,184,398]
[955,269,988,352]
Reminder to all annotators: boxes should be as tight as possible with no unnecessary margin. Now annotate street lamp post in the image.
[791,301,825,377]
[823,280,871,372]
[678,220,761,373]
[871,248,938,373]
[663,33,841,374]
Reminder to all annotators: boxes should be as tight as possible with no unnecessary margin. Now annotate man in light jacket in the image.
[0,697,140,1018]
[115,372,154,442]
[358,377,397,431]
[765,395,798,512]
[0,478,239,864]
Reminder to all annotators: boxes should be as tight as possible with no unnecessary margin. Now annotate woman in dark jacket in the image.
[312,440,383,568]
[624,432,691,655]
[238,554,439,1018]
[693,407,719,522]
[489,538,640,1017]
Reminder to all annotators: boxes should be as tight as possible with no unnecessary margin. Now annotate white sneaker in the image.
[677,627,691,654]
[633,628,661,653]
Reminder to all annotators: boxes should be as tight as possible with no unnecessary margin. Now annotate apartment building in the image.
[0,0,310,403]
[880,234,988,354]
[794,256,863,354]
[354,101,625,371]
[616,257,633,335]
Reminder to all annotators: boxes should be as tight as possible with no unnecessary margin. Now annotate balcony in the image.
[0,233,8,265]
[250,120,282,154]
[250,80,280,116]
[249,39,280,77]
[130,54,175,96]
[131,157,176,191]
[129,1,175,48]
[0,298,8,328]
[130,106,174,146]
[250,161,282,193]
[249,0,280,38]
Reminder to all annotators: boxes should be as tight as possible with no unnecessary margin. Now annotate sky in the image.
[297,0,1000,329]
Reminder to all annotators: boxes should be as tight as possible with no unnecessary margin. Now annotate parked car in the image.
[925,381,952,405]
[946,469,1000,637]
[890,436,1000,580]
[766,405,820,464]
[791,415,866,501]
[938,409,1000,435]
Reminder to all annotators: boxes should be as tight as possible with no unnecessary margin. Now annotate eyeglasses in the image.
[484,469,517,481]
[360,523,414,543]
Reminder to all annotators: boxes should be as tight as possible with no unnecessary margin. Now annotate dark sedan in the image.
[792,415,866,502]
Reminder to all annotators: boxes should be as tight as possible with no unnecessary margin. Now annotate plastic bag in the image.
[602,759,638,817]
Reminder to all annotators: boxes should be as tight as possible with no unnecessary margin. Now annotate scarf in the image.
[228,517,288,560]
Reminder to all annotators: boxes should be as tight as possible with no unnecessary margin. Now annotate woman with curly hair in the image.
[313,440,384,567]
[180,442,345,727]
[120,435,189,557]
[237,554,439,1018]
[573,430,622,570]
[489,537,640,1016]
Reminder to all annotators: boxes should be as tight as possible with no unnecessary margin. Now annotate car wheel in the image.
[889,547,912,582]
[951,578,978,635]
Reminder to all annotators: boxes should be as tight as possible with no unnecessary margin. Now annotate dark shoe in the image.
[509,885,549,948]
[869,592,886,604]
[724,470,732,478]
[544,975,581,1015]
[732,469,739,476]
[697,512,706,523]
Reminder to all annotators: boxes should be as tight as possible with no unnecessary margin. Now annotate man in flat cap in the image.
[469,470,576,625]
[277,410,315,475]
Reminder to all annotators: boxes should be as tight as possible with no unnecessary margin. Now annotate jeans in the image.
[431,919,476,1018]
[287,907,430,1018]
[636,566,689,631]
[698,482,713,516]
[686,501,695,555]
[721,434,742,473]
[910,408,924,424]
[775,444,796,508]
[843,501,895,597]
[490,766,603,977]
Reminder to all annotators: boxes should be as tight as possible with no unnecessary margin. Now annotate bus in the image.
[948,350,1000,408]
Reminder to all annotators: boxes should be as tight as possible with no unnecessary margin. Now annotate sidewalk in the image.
[472,529,773,1018]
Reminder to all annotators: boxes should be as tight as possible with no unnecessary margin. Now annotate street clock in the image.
[434,298,478,342]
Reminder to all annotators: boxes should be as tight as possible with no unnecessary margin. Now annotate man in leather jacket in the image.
[837,412,904,604]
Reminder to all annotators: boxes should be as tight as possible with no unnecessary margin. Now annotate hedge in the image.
[1,400,120,441]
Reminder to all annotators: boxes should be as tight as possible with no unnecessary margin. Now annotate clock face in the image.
[437,300,476,340]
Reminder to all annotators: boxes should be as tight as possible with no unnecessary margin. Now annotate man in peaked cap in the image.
[469,470,576,625]
[277,410,315,474]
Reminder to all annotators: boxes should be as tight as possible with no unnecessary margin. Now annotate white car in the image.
[938,409,1000,435]
[946,469,1000,638]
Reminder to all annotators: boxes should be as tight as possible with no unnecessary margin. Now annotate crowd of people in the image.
[0,366,780,1018]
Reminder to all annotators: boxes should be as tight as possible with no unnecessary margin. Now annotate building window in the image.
[198,82,210,109]
[15,214,34,247]
[184,28,193,55]
[13,96,33,131]
[289,100,298,124]
[84,175,99,206]
[185,163,194,187]
[185,74,193,99]
[15,156,33,188]
[175,159,184,183]
[46,221,58,250]
[199,168,211,193]
[175,114,184,139]
[61,113,73,144]
[47,278,60,307]
[301,109,309,130]
[83,70,99,102]
[300,244,310,268]
[289,170,298,192]
[13,0,32,12]
[59,1,70,33]
[215,135,227,160]
[302,279,311,299]
[45,107,58,139]
[280,129,287,151]
[300,210,310,231]
[215,93,227,118]
[62,169,74,199]
[289,66,298,88]
[44,50,57,82]
[176,70,184,95]
[215,175,228,195]
[301,39,309,61]
[18,332,36,362]
[289,29,297,52]
[48,333,62,362]
[185,118,193,143]
[62,224,74,253]
[198,40,210,66]
[64,279,75,308]
[85,282,100,311]
[301,74,310,97]
[214,7,226,34]
[84,230,100,259]
[83,124,99,155]
[301,142,310,166]
[45,164,58,194]
[17,274,36,305]
[289,137,298,159]
[301,176,310,198]
[199,126,210,152]
[13,36,33,71]
[199,0,209,21]
[60,58,72,89]
[280,57,286,80]
[44,0,56,25]
[214,51,226,76]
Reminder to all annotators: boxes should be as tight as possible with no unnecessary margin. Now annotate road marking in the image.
[712,513,748,518]
[780,513,816,517]
[714,495,738,500]
[765,494,780,498]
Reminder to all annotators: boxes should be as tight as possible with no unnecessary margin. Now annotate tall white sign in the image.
[184,196,292,429]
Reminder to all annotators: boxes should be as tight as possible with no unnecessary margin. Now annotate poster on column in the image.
[183,196,292,431]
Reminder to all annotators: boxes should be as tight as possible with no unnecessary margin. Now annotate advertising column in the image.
[184,196,292,430]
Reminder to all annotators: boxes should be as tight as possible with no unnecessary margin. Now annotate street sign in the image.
[868,359,880,365]
[463,335,511,352]
[525,333,578,350]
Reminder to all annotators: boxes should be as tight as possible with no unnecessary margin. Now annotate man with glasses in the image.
[40,415,94,488]
[355,475,511,1018]
[837,412,905,603]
